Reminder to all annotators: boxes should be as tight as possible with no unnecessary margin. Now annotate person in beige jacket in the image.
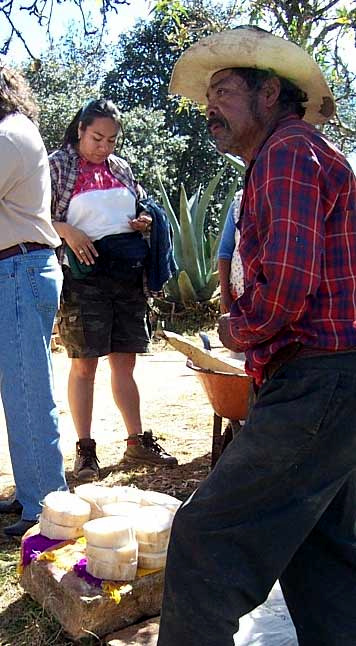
[0,66,67,537]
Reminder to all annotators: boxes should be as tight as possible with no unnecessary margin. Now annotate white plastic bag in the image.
[234,583,298,646]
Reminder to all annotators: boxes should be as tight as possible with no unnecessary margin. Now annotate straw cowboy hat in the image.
[169,26,335,125]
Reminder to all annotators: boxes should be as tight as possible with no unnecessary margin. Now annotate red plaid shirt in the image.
[230,115,356,384]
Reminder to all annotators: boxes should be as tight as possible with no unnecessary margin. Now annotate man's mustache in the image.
[207,117,229,132]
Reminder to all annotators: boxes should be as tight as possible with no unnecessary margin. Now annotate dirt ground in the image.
[0,332,222,512]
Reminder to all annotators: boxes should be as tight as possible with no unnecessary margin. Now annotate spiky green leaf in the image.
[157,173,183,267]
[194,165,227,267]
[179,184,204,290]
[178,270,198,305]
[198,269,220,302]
[223,154,245,174]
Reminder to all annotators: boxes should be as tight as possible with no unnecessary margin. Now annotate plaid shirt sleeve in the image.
[49,148,79,222]
[229,126,356,365]
[230,137,324,346]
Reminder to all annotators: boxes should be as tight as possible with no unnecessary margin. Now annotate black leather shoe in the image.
[0,497,23,515]
[3,519,37,537]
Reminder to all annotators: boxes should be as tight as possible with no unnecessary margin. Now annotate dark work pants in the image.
[157,352,356,646]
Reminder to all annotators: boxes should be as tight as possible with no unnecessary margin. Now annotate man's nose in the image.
[206,103,219,119]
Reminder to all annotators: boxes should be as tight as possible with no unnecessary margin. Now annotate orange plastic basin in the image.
[187,360,252,420]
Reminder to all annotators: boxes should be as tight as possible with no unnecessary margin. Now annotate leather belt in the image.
[263,342,356,381]
[0,242,50,261]
[264,343,302,381]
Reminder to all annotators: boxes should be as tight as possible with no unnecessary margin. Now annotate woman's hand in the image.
[129,211,152,233]
[54,222,98,265]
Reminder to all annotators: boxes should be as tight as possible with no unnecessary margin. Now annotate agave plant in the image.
[157,162,242,305]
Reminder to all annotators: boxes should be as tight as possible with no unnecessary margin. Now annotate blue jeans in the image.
[0,249,67,520]
[158,352,356,646]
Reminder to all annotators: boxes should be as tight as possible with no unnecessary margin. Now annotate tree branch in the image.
[2,9,38,59]
[0,0,131,59]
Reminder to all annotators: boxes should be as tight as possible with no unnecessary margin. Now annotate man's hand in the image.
[218,313,241,352]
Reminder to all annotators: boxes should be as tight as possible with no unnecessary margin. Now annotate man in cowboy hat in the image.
[158,26,356,646]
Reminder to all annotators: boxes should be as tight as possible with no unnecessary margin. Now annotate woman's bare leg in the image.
[108,352,142,436]
[68,357,100,481]
[108,352,177,466]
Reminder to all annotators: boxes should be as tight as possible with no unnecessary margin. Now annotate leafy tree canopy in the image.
[121,106,189,198]
[101,6,241,213]
[24,27,108,152]
[22,26,189,201]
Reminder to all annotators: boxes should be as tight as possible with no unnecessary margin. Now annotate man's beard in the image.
[207,96,263,156]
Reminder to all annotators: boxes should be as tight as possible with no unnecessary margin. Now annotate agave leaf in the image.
[157,173,179,229]
[157,173,183,266]
[178,270,198,305]
[198,270,220,302]
[203,233,212,275]
[157,165,241,305]
[204,231,215,280]
[194,165,227,270]
[224,153,245,174]
[179,184,204,291]
[188,186,201,222]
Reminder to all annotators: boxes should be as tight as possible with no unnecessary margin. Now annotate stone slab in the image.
[20,530,164,641]
[105,616,160,645]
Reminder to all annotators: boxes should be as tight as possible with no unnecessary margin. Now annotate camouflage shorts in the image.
[57,267,150,358]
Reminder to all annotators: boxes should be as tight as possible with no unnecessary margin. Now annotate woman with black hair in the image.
[0,66,67,536]
[50,98,177,481]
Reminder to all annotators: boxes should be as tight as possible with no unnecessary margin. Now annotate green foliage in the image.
[24,26,108,152]
[100,10,233,213]
[158,165,240,304]
[246,1,356,151]
[101,17,175,113]
[26,60,91,152]
[121,106,189,199]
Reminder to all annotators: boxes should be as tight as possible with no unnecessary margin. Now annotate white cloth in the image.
[229,190,244,298]
[234,583,298,646]
[67,186,136,240]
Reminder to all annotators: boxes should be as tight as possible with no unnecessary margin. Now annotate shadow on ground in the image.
[65,452,211,501]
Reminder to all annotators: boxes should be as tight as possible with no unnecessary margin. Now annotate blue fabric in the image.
[95,232,149,281]
[0,249,67,519]
[138,198,177,292]
[218,202,236,260]
[158,352,356,646]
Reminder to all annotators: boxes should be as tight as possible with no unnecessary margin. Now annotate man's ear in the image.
[261,77,281,108]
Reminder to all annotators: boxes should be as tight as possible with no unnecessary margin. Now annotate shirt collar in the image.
[250,113,301,165]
